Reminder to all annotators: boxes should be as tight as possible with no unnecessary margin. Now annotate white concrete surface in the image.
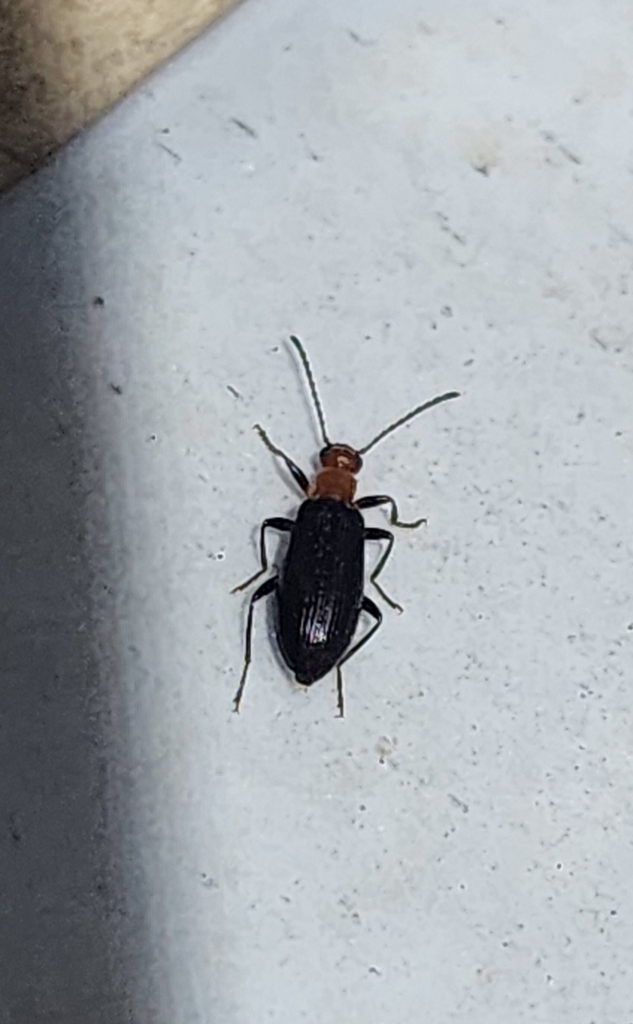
[1,0,632,1021]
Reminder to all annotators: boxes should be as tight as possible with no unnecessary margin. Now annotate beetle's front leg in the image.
[254,424,310,495]
[364,527,402,613]
[234,575,278,713]
[232,518,294,593]
[356,494,427,530]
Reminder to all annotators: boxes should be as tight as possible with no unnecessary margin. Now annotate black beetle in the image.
[233,336,459,716]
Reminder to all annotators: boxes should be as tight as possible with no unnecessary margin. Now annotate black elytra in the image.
[279,499,366,684]
[232,335,459,717]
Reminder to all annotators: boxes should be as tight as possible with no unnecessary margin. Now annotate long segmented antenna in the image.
[289,334,331,446]
[358,391,460,456]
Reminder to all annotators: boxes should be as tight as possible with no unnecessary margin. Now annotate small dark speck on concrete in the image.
[230,117,258,138]
[157,142,182,163]
[558,144,582,165]
[473,162,490,176]
[92,295,105,306]
[541,130,582,164]
[441,305,453,317]
[464,358,474,366]
[348,29,374,46]
[368,966,381,975]
[226,384,241,399]
[449,794,469,813]
[109,383,123,395]
[590,329,608,350]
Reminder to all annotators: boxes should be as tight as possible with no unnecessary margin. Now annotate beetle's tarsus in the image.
[356,494,427,531]
[336,666,345,718]
[372,579,404,614]
[391,514,427,530]
[232,569,265,594]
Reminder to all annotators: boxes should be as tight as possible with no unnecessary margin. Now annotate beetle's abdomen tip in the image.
[294,673,317,686]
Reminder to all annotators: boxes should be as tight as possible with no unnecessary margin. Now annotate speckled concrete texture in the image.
[0,0,631,1021]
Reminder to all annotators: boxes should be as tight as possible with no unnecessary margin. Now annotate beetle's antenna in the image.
[358,391,460,456]
[289,335,331,446]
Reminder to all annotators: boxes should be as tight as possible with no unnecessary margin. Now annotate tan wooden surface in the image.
[0,0,243,193]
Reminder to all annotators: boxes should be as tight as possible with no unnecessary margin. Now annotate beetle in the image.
[232,335,459,716]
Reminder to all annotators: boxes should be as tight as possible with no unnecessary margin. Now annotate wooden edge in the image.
[0,0,245,194]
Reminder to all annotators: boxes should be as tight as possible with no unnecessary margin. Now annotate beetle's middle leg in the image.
[232,518,293,593]
[357,493,427,530]
[233,575,278,713]
[364,527,402,613]
[335,596,383,718]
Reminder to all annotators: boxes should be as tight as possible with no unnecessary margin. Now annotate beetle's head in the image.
[318,444,363,475]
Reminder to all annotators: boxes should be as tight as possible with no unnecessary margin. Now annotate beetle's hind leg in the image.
[232,518,293,593]
[233,575,277,712]
[334,596,383,718]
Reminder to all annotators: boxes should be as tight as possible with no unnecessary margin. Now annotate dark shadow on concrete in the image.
[0,178,137,1022]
